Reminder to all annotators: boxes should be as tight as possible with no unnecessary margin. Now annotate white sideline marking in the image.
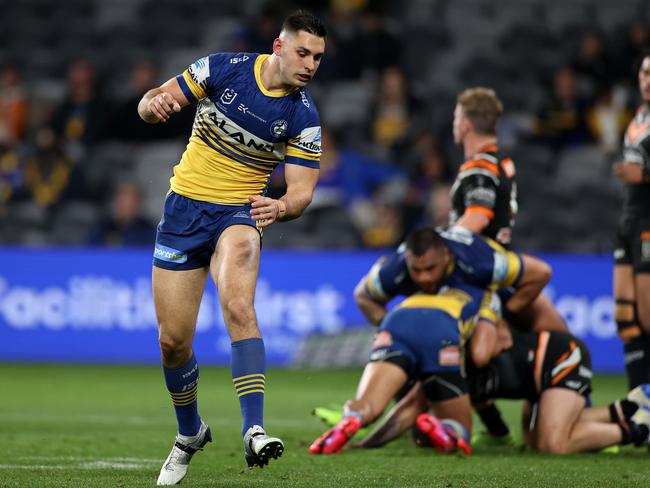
[0,456,160,470]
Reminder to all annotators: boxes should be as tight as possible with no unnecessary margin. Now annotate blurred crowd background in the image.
[1,0,649,252]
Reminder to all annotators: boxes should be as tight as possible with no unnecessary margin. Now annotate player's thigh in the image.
[153,266,209,341]
[210,225,261,303]
[355,361,408,412]
[535,388,585,452]
[430,394,472,433]
[635,273,650,330]
[614,264,635,301]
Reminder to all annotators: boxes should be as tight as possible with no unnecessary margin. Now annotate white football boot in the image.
[628,384,650,409]
[157,421,212,485]
[243,425,284,468]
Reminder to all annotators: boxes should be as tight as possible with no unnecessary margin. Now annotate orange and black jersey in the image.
[449,144,517,247]
[622,104,650,216]
[467,329,592,404]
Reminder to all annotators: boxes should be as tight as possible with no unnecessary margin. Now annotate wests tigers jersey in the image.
[173,53,321,204]
[449,144,517,246]
[622,104,650,215]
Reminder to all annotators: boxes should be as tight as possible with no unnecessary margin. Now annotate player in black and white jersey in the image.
[450,87,517,248]
[613,54,650,390]
[450,87,567,443]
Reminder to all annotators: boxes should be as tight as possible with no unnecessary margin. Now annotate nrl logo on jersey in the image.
[189,57,210,84]
[220,88,238,105]
[271,119,288,138]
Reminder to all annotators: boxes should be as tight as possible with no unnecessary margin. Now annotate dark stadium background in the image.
[1,0,648,370]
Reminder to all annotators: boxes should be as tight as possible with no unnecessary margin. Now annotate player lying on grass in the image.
[354,320,650,453]
[308,282,501,455]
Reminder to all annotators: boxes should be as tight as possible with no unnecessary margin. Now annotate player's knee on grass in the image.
[536,431,569,454]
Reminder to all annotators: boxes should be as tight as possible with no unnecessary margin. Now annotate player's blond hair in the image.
[457,87,503,135]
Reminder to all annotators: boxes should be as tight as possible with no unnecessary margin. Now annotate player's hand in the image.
[147,92,181,123]
[248,196,283,228]
[613,161,643,184]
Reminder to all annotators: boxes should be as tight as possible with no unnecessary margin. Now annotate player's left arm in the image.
[249,164,319,228]
[505,254,551,314]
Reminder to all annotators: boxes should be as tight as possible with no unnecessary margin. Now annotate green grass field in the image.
[1,364,649,488]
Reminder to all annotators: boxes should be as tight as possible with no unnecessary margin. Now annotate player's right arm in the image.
[353,256,397,326]
[353,276,389,326]
[138,77,190,124]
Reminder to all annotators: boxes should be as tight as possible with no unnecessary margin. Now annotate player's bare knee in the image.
[222,298,256,329]
[536,434,568,454]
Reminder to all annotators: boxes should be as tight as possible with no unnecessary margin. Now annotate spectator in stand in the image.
[571,28,611,98]
[49,60,108,159]
[86,181,155,246]
[369,67,413,157]
[0,64,28,145]
[111,61,193,141]
[532,65,593,150]
[587,83,632,156]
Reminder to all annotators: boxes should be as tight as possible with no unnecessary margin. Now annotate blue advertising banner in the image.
[0,248,622,371]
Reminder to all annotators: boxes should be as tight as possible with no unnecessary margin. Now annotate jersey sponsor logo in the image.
[300,90,310,108]
[206,110,274,152]
[154,244,188,264]
[465,187,496,207]
[439,345,460,366]
[229,55,250,64]
[492,252,508,282]
[189,57,210,84]
[238,103,266,123]
[220,88,238,105]
[271,119,288,138]
[297,126,321,152]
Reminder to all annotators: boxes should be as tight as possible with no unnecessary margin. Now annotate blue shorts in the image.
[153,191,258,270]
[370,307,461,375]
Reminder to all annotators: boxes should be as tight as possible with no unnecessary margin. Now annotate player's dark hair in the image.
[457,87,503,135]
[405,227,446,257]
[282,10,327,38]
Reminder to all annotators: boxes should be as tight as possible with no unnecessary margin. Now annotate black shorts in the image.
[614,215,650,274]
[539,332,592,398]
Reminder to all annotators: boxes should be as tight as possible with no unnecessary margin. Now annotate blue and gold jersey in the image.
[364,226,523,303]
[173,52,321,204]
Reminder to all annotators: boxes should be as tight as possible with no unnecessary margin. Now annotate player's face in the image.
[453,104,468,144]
[639,57,650,102]
[405,247,450,293]
[277,30,325,87]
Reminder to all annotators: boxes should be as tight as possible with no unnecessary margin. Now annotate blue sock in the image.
[231,338,266,437]
[163,354,202,436]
